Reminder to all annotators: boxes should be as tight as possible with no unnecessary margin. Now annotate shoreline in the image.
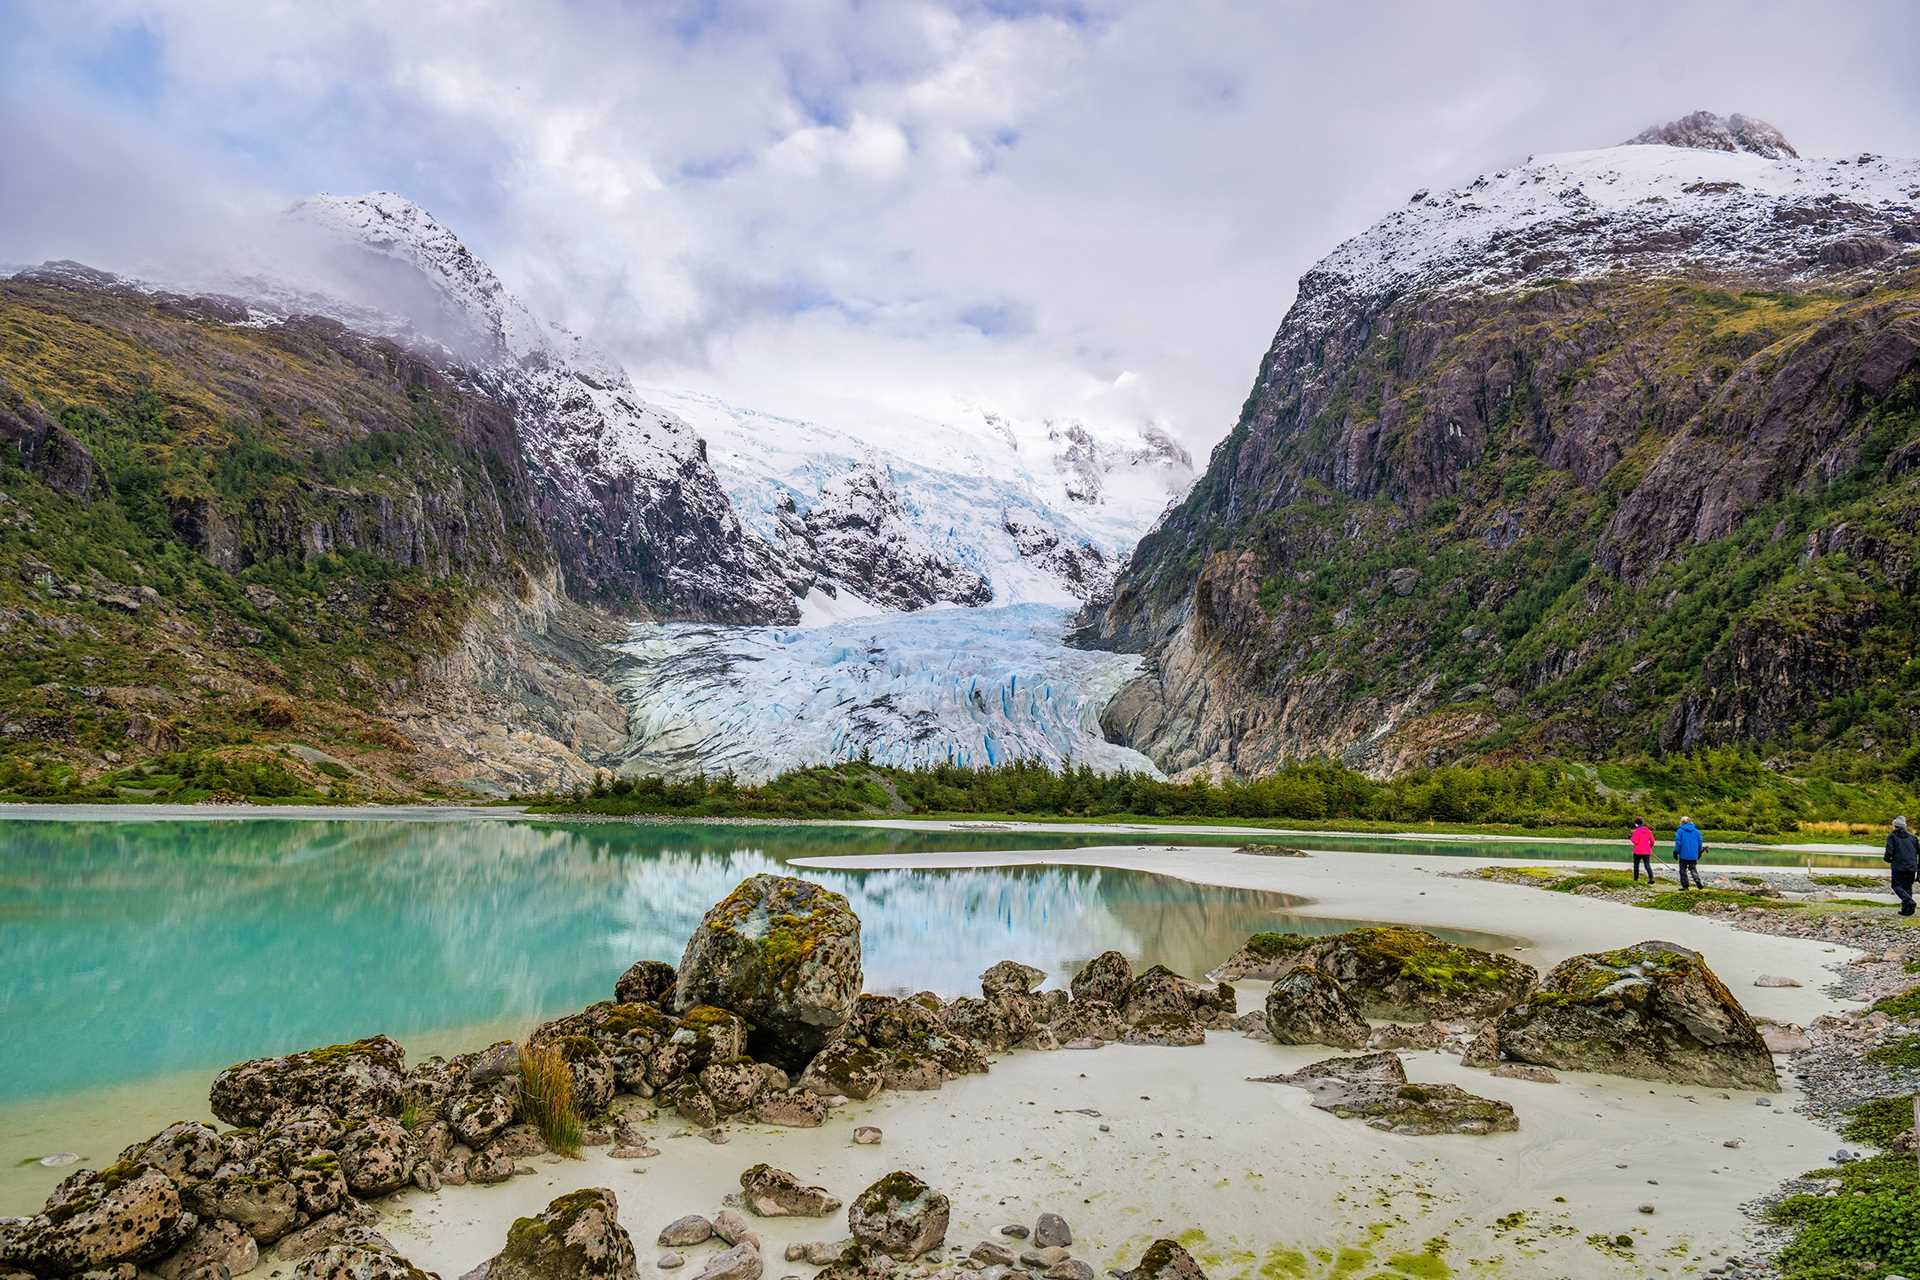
[0,802,1883,856]
[376,844,1855,1278]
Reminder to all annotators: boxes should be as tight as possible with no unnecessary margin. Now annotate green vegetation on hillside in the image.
[0,277,543,799]
[522,753,1917,837]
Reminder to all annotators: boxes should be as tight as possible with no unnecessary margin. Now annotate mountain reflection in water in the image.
[1,819,1504,1102]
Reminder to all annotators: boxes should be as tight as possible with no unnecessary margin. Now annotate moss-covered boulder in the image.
[847,1171,949,1260]
[850,994,989,1076]
[115,1122,223,1188]
[448,1090,517,1148]
[1069,951,1132,1005]
[182,1153,301,1243]
[1212,931,1317,981]
[1253,1051,1518,1135]
[209,1037,407,1129]
[335,1118,415,1198]
[1302,928,1536,1021]
[469,1189,637,1280]
[675,876,862,1071]
[1116,1239,1209,1280]
[1121,965,1236,1028]
[151,1218,257,1280]
[1494,941,1777,1089]
[1263,967,1370,1049]
[0,1162,194,1276]
[797,1038,886,1101]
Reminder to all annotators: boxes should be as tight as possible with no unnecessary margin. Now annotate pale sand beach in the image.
[366,845,1854,1279]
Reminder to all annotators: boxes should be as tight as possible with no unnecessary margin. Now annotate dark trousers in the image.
[1632,854,1655,882]
[1895,867,1916,915]
[1677,858,1703,889]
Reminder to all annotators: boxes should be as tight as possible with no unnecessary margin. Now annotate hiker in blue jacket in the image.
[1673,816,1705,889]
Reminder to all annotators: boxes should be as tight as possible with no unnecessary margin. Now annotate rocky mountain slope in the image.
[0,265,632,795]
[1087,113,1920,778]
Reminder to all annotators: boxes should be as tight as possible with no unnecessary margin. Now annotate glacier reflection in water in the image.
[0,817,1500,1105]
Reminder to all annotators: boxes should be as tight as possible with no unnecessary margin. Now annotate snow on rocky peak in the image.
[288,193,797,622]
[640,384,1192,609]
[1289,117,1920,346]
[1624,110,1798,159]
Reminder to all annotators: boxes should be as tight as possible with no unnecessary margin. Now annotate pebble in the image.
[1033,1213,1072,1248]
[1638,1204,1655,1215]
[853,1126,882,1145]
[1045,1263,1095,1280]
[1020,1247,1070,1269]
[700,1128,731,1145]
[36,1153,81,1168]
[1000,1225,1030,1239]
[611,1145,660,1159]
[970,1243,1016,1266]
[657,1255,685,1271]
[1723,1138,1744,1149]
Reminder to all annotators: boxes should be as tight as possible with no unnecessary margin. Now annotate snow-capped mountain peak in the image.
[1291,117,1920,347]
[1623,110,1798,159]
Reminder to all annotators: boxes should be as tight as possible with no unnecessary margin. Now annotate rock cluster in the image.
[1252,1052,1519,1136]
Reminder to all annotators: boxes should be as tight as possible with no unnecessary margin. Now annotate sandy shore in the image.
[368,845,1852,1279]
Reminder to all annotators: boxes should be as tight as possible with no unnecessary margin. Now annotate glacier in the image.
[609,604,1159,781]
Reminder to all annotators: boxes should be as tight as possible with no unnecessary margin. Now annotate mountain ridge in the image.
[1087,115,1920,779]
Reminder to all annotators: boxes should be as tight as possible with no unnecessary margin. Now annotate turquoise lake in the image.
[0,812,1849,1211]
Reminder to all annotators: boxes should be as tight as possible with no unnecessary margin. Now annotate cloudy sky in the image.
[3,1,1917,452]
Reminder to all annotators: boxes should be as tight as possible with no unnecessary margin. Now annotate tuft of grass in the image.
[516,1042,583,1156]
[399,1097,428,1131]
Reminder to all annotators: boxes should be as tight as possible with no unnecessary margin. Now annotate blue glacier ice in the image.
[610,604,1158,780]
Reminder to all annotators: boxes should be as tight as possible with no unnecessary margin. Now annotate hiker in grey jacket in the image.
[1887,817,1919,917]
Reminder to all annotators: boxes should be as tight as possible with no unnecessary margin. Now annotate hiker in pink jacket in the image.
[1630,819,1657,883]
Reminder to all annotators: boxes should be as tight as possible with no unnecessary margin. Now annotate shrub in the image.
[515,1042,583,1156]
[1841,1095,1917,1148]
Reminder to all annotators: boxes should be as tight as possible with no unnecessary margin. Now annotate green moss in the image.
[1338,926,1526,997]
[1245,931,1317,959]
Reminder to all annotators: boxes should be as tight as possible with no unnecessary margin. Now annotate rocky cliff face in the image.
[289,194,797,623]
[0,268,635,793]
[1090,115,1920,778]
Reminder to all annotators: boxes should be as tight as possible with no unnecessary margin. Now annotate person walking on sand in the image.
[1673,816,1705,890]
[1886,817,1918,917]
[1630,818,1657,883]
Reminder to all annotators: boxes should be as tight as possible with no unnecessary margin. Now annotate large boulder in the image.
[1212,932,1317,981]
[294,1231,439,1280]
[1253,1052,1518,1135]
[612,960,677,1007]
[1263,968,1371,1049]
[676,876,862,1071]
[1493,941,1777,1089]
[184,1156,301,1243]
[116,1123,224,1188]
[209,1038,407,1127]
[1301,929,1536,1021]
[847,1171,949,1261]
[466,1189,637,1280]
[336,1118,415,1198]
[0,1164,194,1276]
[151,1219,259,1280]
[1069,951,1132,1005]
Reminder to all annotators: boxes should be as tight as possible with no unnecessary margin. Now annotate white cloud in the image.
[2,0,1918,453]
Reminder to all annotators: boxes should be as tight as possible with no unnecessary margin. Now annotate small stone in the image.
[852,1127,882,1146]
[659,1216,715,1248]
[1723,1139,1745,1149]
[1020,1247,1070,1269]
[612,1145,661,1159]
[970,1243,1016,1266]
[36,1153,81,1168]
[713,1210,761,1250]
[1753,975,1802,988]
[1045,1264,1094,1280]
[1032,1214,1071,1248]
[1756,1098,1772,1107]
[1638,1204,1655,1215]
[999,1225,1029,1239]
[693,1244,763,1280]
[659,1255,686,1271]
